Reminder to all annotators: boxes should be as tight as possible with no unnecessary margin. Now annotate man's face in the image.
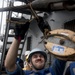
[30,53,45,70]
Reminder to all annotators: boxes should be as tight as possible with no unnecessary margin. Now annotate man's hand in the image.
[36,16,51,34]
[14,21,30,40]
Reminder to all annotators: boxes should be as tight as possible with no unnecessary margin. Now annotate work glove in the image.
[14,20,30,40]
[36,16,51,34]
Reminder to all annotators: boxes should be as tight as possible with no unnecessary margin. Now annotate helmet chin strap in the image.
[30,60,45,71]
[32,63,45,71]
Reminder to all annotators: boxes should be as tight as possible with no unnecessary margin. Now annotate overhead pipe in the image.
[0,0,75,13]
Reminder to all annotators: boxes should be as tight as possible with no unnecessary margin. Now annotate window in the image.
[26,36,32,51]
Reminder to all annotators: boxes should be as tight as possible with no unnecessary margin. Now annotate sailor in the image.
[4,16,66,75]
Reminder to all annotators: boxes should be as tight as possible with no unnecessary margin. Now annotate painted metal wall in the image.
[22,10,75,54]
